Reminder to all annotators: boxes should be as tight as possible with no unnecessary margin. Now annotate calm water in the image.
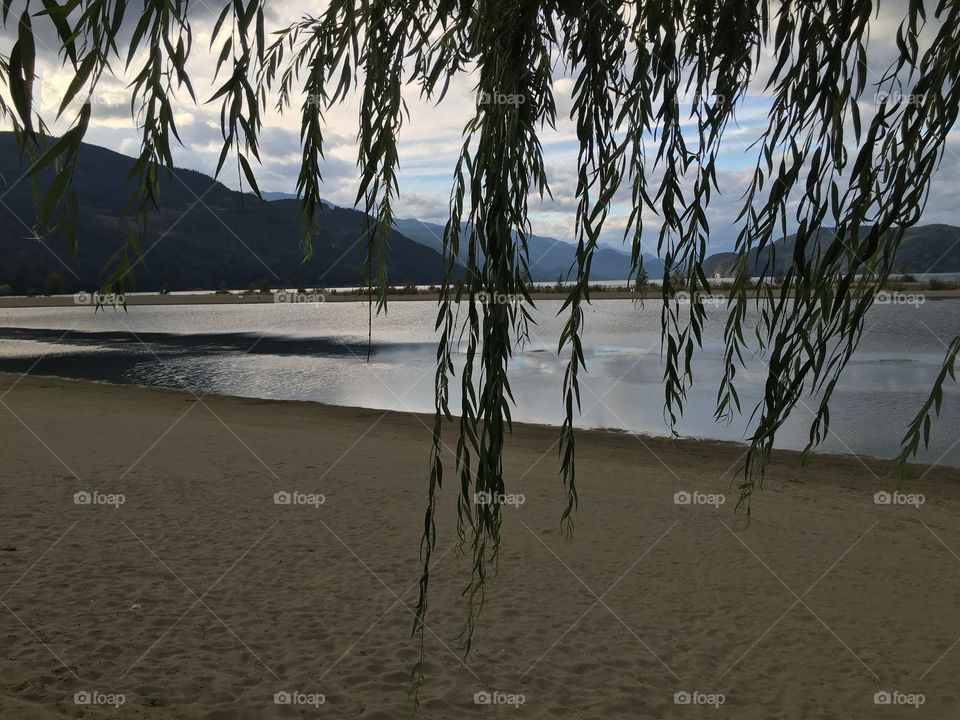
[0,299,958,467]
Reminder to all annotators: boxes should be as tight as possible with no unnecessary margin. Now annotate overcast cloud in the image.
[2,0,959,253]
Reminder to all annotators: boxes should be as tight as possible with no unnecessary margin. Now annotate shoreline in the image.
[2,286,960,308]
[2,373,960,717]
[0,371,948,481]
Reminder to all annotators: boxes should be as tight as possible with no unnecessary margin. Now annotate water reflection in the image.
[0,299,957,466]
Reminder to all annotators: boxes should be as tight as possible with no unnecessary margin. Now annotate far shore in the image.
[2,284,960,308]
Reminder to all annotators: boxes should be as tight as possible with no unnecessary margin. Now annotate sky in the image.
[2,0,960,255]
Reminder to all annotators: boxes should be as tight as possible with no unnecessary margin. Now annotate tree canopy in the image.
[2,0,959,700]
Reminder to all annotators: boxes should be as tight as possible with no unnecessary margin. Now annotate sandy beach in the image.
[1,373,959,718]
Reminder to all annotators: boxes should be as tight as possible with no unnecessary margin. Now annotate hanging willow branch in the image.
[3,0,960,704]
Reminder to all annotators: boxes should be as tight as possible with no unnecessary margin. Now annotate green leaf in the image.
[238,153,261,198]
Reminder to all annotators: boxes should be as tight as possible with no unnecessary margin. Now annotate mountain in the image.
[0,134,453,293]
[3,133,955,294]
[393,217,664,281]
[260,191,300,201]
[259,191,337,206]
[702,225,960,278]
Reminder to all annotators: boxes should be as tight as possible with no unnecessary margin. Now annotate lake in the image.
[0,298,958,467]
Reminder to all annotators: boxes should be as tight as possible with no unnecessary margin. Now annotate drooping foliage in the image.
[2,0,959,701]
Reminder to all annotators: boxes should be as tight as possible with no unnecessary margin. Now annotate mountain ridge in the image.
[701,224,960,278]
[391,217,664,281]
[0,134,453,293]
[2,134,958,293]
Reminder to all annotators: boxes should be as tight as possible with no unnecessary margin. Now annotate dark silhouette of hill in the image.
[701,225,960,278]
[0,133,455,293]
[393,217,665,281]
[3,133,955,294]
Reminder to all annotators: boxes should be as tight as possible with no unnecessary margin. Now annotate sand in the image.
[1,373,959,718]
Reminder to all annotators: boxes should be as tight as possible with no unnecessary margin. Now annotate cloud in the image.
[2,1,956,257]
